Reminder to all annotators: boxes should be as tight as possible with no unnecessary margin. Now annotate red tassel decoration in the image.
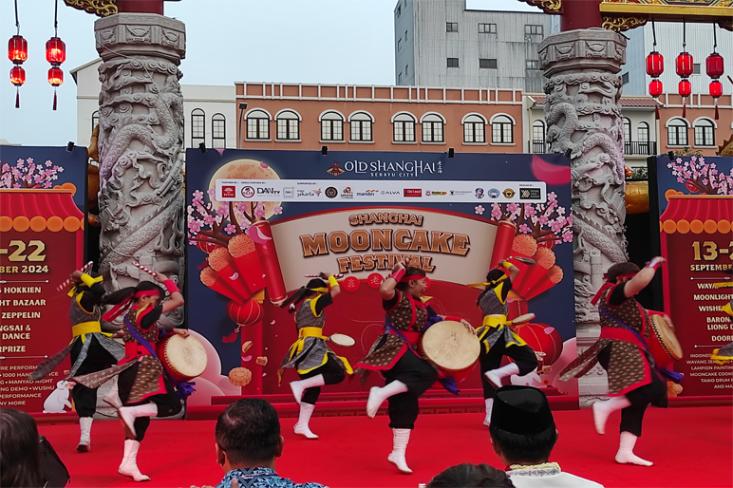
[15,88,19,108]
[52,90,57,111]
[655,105,660,120]
[715,103,719,120]
[682,103,686,118]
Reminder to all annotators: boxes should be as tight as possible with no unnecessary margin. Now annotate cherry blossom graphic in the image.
[667,156,732,195]
[489,192,573,245]
[0,158,65,189]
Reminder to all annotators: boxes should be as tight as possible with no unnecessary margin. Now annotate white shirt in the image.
[507,463,604,488]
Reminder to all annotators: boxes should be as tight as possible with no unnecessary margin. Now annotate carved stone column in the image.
[95,13,186,324]
[539,28,627,404]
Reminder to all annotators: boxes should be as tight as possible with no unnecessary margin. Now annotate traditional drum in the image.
[420,320,480,374]
[158,334,208,381]
[647,311,683,363]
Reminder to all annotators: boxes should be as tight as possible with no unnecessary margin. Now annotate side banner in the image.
[185,150,577,406]
[0,145,88,413]
[652,154,733,398]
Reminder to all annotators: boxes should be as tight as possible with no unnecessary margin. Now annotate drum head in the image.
[329,333,355,347]
[650,314,683,360]
[421,320,480,372]
[164,335,208,379]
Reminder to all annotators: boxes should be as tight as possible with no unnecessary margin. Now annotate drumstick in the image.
[506,313,535,325]
[56,261,93,292]
[132,261,158,279]
[304,273,344,279]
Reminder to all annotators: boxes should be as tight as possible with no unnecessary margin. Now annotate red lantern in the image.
[7,35,28,64]
[9,65,25,86]
[48,66,63,87]
[678,79,691,97]
[45,37,66,65]
[513,322,563,366]
[340,276,361,293]
[649,79,663,98]
[709,80,723,98]
[706,52,724,79]
[646,51,664,78]
[676,52,694,78]
[227,299,262,326]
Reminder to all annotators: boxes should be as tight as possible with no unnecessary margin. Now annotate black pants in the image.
[479,337,538,399]
[599,346,666,437]
[69,336,118,418]
[383,348,438,429]
[299,354,346,405]
[117,364,182,441]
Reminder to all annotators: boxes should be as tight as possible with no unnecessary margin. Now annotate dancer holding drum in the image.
[560,258,668,467]
[357,260,449,474]
[70,266,186,481]
[473,260,538,427]
[279,273,353,439]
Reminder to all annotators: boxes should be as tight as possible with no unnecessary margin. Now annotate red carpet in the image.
[39,406,732,488]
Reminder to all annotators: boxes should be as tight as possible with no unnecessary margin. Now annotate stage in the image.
[39,405,732,487]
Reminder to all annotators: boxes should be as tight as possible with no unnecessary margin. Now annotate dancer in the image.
[29,266,123,452]
[473,260,538,427]
[560,257,667,466]
[710,270,733,364]
[70,271,186,481]
[356,260,441,474]
[279,273,352,439]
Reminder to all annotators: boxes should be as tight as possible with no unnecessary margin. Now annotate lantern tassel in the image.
[52,90,57,111]
[15,88,20,109]
[682,99,686,118]
[715,102,719,121]
[655,104,660,120]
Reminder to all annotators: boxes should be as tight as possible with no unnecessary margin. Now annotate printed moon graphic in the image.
[208,158,281,220]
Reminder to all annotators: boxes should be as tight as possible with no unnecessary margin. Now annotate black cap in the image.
[489,386,555,435]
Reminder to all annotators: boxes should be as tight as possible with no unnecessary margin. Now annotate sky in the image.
[0,0,539,146]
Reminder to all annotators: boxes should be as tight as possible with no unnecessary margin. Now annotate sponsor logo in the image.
[256,187,281,196]
[325,187,338,198]
[355,189,379,197]
[326,163,345,176]
[488,188,500,199]
[220,185,236,199]
[241,186,255,198]
[336,159,443,178]
[475,188,485,199]
[520,187,542,200]
[450,190,473,196]
[296,189,319,198]
[502,188,516,199]
[341,186,354,199]
[403,188,422,197]
[312,188,322,196]
[284,187,295,199]
[380,190,401,196]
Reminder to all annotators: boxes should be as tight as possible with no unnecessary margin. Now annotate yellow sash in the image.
[71,321,113,344]
[288,326,354,375]
[478,315,527,350]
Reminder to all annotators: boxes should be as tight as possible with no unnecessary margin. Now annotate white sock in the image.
[367,380,408,418]
[78,417,93,450]
[387,428,413,473]
[485,362,520,388]
[118,439,150,481]
[119,403,158,435]
[289,374,326,404]
[294,402,318,439]
[483,398,494,427]
[615,431,653,466]
[593,396,631,435]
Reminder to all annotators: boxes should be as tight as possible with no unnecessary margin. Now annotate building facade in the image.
[72,59,237,153]
[235,82,525,153]
[657,93,733,156]
[394,0,559,92]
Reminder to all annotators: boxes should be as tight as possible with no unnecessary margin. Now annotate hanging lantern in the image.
[45,36,66,65]
[7,34,28,63]
[646,51,664,78]
[676,52,694,78]
[709,80,723,98]
[706,52,724,79]
[649,79,663,98]
[48,66,63,111]
[678,79,692,97]
[10,65,25,86]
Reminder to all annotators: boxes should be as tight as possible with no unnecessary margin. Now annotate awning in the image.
[660,195,732,234]
[0,188,84,232]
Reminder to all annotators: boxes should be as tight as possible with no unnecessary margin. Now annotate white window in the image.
[526,59,541,70]
[211,113,226,148]
[667,118,688,146]
[246,110,270,140]
[320,111,344,141]
[393,113,416,143]
[694,119,715,146]
[525,24,544,37]
[446,22,458,32]
[479,58,498,69]
[532,120,545,152]
[479,23,496,34]
[421,113,445,143]
[638,122,651,154]
[91,110,99,131]
[349,112,373,142]
[447,58,459,68]
[623,118,632,143]
[491,115,514,144]
[463,114,486,143]
[276,110,300,140]
[191,108,205,147]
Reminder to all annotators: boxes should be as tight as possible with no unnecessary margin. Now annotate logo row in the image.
[220,185,541,200]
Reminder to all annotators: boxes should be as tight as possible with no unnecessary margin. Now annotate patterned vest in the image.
[295,297,326,329]
[387,292,428,331]
[69,292,101,325]
[599,289,649,338]
[478,284,507,316]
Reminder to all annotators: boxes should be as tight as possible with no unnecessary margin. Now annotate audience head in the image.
[489,386,558,466]
[427,463,515,487]
[215,399,283,470]
[0,408,43,488]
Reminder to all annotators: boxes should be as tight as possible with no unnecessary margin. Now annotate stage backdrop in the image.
[651,154,733,398]
[0,145,88,413]
[185,149,577,406]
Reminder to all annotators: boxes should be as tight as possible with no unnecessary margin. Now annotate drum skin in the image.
[421,320,480,373]
[647,311,683,363]
[158,335,208,381]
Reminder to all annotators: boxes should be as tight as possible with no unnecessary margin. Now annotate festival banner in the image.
[651,154,733,398]
[0,146,88,413]
[185,149,577,406]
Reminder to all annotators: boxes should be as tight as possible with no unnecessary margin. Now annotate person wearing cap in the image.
[356,259,442,474]
[490,386,603,488]
[278,272,352,439]
[559,258,667,467]
[472,260,538,427]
